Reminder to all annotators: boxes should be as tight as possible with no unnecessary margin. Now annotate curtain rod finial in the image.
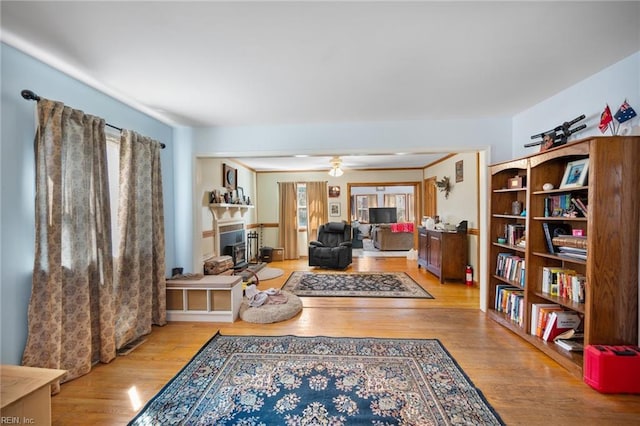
[21,89,41,101]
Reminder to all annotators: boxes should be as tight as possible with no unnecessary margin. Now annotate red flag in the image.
[598,104,612,133]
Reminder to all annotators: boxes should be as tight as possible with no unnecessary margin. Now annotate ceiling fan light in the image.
[328,156,343,176]
[328,166,343,177]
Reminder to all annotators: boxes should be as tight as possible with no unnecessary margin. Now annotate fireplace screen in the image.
[226,242,247,269]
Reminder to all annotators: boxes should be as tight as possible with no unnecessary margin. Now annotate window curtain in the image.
[306,181,328,241]
[115,130,166,349]
[278,182,299,260]
[22,99,116,393]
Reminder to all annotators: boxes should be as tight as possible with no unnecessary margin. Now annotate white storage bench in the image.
[166,275,243,322]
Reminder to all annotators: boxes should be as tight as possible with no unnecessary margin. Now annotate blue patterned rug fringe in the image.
[129,333,504,425]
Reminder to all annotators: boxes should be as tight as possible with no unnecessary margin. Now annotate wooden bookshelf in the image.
[486,136,639,379]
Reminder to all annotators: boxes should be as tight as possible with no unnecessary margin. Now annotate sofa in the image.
[371,223,414,251]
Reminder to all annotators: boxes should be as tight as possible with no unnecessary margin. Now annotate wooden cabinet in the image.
[1,365,66,425]
[418,227,467,283]
[486,136,639,378]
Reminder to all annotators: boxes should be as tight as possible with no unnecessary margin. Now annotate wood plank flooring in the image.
[51,257,640,425]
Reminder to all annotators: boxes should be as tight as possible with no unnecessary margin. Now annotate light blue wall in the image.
[192,117,513,164]
[513,52,640,158]
[0,43,175,365]
[172,126,195,272]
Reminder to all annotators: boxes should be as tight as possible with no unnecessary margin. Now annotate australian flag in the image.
[614,100,637,123]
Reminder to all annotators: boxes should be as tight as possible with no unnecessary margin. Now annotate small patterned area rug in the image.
[129,334,504,425]
[281,271,434,299]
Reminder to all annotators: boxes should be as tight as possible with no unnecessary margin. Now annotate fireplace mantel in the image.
[207,204,254,259]
[208,203,254,223]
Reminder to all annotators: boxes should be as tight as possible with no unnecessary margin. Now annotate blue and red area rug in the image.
[130,334,503,425]
[282,271,434,299]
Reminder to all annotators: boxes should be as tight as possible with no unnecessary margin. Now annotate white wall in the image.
[194,158,257,272]
[256,168,424,254]
[424,152,482,286]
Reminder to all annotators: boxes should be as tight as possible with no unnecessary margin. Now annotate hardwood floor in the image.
[51,257,640,425]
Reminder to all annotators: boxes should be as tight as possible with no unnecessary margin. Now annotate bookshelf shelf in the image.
[487,136,639,379]
[533,291,586,313]
[492,241,525,252]
[532,216,588,222]
[531,251,587,265]
[492,274,524,288]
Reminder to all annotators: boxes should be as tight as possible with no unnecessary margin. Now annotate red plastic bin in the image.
[583,345,640,394]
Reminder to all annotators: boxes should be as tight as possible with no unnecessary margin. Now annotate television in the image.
[368,207,397,224]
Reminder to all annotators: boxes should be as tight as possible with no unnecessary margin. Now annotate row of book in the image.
[541,266,586,303]
[544,194,572,217]
[495,252,525,287]
[504,223,525,246]
[495,284,524,326]
[556,246,587,261]
[552,235,587,250]
[530,303,583,349]
[543,194,588,218]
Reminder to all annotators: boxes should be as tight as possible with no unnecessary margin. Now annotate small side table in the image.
[1,365,66,425]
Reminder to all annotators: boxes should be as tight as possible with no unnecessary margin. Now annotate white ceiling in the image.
[2,1,639,171]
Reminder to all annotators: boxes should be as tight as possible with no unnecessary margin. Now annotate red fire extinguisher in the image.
[465,265,473,286]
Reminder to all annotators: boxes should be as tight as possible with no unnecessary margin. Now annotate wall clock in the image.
[223,164,237,189]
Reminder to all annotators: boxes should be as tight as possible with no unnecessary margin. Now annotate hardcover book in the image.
[542,222,572,254]
[542,310,582,342]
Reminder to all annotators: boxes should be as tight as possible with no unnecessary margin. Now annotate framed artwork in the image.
[455,160,464,182]
[329,185,340,197]
[560,159,589,188]
[223,163,237,189]
[329,202,341,217]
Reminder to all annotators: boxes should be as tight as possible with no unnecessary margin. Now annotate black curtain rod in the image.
[21,89,166,149]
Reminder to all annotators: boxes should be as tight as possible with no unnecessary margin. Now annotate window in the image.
[297,183,307,228]
[106,133,120,257]
[354,195,377,223]
[384,193,414,223]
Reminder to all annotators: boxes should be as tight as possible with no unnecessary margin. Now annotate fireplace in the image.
[219,223,246,267]
[225,242,247,269]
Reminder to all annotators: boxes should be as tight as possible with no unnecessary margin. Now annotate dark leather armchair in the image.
[308,222,352,269]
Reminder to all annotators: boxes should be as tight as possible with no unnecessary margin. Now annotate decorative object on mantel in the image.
[599,99,637,135]
[525,114,586,150]
[222,163,237,189]
[434,176,451,199]
[209,187,253,206]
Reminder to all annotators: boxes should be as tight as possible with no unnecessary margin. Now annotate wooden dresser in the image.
[418,227,468,283]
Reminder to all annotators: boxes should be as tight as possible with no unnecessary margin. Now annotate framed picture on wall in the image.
[329,185,340,197]
[456,160,464,182]
[223,163,237,189]
[330,202,341,217]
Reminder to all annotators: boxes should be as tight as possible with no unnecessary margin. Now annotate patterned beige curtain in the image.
[115,130,166,349]
[306,181,328,241]
[278,182,299,260]
[22,99,116,393]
